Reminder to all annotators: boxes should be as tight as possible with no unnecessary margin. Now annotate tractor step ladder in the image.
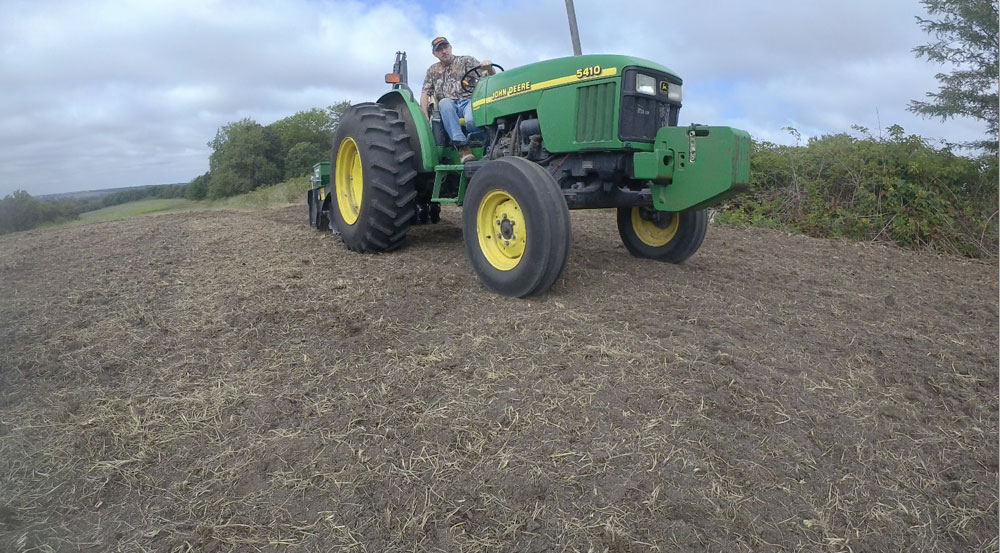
[431,164,469,204]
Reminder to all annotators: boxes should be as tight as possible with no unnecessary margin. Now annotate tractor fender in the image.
[377,89,437,172]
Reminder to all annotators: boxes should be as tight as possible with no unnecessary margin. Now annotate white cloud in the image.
[0,0,989,197]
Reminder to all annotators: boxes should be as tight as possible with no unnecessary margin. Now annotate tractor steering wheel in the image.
[461,63,504,94]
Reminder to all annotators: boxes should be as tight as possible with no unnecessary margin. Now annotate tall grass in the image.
[210,176,308,209]
[719,128,998,258]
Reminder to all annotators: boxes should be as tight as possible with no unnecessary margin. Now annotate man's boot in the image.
[457,144,475,164]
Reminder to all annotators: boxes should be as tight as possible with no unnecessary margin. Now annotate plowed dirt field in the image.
[1,205,997,552]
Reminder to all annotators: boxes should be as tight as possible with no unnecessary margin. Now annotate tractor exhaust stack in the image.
[564,0,582,56]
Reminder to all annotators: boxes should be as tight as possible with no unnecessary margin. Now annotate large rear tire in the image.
[328,103,418,252]
[462,157,570,297]
[616,206,707,263]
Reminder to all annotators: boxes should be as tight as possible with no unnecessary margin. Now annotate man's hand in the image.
[480,59,495,75]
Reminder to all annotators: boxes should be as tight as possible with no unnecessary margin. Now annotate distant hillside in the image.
[38,183,186,202]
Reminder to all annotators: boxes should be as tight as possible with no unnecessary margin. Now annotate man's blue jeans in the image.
[438,97,477,145]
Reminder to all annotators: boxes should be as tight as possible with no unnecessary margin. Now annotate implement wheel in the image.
[316,198,329,231]
[308,190,329,231]
[462,157,570,297]
[328,103,418,252]
[617,207,707,263]
[308,190,317,227]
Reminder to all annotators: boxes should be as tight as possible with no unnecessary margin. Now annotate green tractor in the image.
[317,51,750,297]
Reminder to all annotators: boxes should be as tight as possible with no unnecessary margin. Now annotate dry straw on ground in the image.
[1,206,996,552]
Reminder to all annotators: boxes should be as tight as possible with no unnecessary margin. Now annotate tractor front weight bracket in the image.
[632,125,751,212]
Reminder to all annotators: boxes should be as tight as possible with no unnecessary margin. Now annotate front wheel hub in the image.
[639,207,674,228]
[334,137,363,225]
[631,206,679,246]
[477,191,525,271]
[498,217,515,240]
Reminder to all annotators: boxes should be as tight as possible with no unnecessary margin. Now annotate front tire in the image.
[616,207,707,263]
[328,103,418,252]
[462,157,570,297]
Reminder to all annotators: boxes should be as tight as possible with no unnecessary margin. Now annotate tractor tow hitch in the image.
[686,124,710,163]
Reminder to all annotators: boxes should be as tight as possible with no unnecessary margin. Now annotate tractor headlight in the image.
[667,83,682,102]
[635,73,656,96]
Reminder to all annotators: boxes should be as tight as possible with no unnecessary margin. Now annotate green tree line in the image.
[5,123,996,257]
[0,102,350,234]
[0,183,188,234]
[186,102,350,200]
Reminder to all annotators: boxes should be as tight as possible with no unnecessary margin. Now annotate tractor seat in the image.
[430,112,483,147]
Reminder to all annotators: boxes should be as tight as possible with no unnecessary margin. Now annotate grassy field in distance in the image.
[77,198,200,223]
[46,177,312,229]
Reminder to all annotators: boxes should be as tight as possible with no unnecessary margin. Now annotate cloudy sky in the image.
[0,0,987,197]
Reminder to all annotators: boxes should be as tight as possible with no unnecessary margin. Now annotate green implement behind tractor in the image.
[307,161,330,231]
[311,51,750,297]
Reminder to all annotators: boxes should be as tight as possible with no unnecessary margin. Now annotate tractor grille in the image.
[619,96,678,142]
[575,82,617,143]
[618,67,681,143]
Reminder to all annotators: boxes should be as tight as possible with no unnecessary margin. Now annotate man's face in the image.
[433,44,454,65]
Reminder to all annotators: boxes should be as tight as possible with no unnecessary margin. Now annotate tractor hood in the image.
[470,54,684,153]
[472,54,678,109]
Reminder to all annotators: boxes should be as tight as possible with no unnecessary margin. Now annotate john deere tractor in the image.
[318,51,749,297]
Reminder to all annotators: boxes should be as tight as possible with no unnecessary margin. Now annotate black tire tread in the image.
[462,157,571,298]
[616,207,708,263]
[329,103,418,253]
[521,160,571,296]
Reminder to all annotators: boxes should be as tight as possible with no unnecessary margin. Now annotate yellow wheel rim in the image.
[476,190,525,271]
[631,207,679,247]
[335,137,363,225]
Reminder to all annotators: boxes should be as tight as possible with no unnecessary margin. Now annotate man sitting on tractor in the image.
[419,36,494,163]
